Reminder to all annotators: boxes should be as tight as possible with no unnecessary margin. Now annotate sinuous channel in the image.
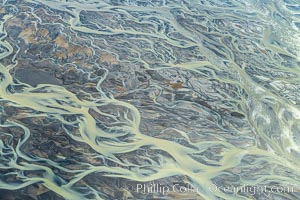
[0,0,300,199]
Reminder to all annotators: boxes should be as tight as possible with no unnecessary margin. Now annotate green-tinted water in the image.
[0,0,300,199]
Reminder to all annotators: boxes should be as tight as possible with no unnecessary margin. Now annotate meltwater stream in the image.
[0,0,300,199]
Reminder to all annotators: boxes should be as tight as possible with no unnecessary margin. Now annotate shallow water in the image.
[0,0,300,199]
